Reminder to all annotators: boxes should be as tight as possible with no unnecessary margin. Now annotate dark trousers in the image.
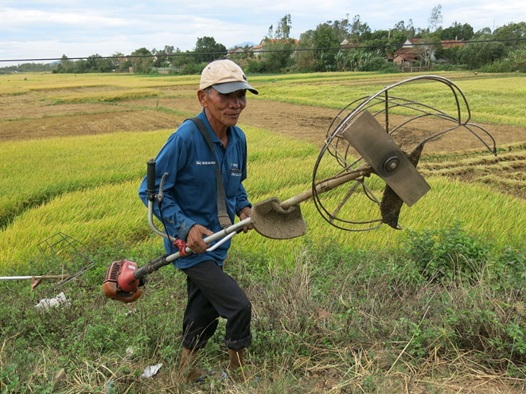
[181,260,252,351]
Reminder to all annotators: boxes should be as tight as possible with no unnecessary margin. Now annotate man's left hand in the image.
[238,207,254,233]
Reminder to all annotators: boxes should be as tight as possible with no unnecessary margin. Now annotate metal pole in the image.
[0,274,70,290]
[0,275,69,281]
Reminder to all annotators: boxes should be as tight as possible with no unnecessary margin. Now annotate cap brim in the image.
[212,81,258,95]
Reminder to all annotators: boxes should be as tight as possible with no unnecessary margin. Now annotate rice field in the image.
[0,71,525,272]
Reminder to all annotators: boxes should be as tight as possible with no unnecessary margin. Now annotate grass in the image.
[0,71,525,393]
[48,89,163,104]
[250,72,526,126]
[0,131,161,231]
[1,239,525,393]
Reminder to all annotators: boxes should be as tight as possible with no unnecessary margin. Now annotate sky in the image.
[1,0,525,66]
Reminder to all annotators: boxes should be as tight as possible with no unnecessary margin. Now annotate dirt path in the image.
[243,100,525,153]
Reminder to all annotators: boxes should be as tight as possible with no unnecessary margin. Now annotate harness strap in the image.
[190,118,232,228]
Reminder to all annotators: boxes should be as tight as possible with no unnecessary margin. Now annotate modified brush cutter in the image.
[103,75,496,303]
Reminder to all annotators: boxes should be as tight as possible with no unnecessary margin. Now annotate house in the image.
[251,44,265,58]
[392,39,465,68]
[440,40,464,49]
[226,47,247,58]
[340,39,360,49]
[393,39,421,67]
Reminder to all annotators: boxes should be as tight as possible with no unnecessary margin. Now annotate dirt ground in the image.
[1,93,524,153]
[247,100,525,154]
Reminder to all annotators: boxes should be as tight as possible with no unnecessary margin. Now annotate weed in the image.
[403,222,491,283]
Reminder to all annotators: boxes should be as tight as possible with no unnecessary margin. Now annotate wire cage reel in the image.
[311,75,497,232]
[37,232,95,286]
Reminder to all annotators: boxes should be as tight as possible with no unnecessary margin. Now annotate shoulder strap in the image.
[189,118,232,228]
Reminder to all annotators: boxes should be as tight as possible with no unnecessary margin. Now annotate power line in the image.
[1,38,524,64]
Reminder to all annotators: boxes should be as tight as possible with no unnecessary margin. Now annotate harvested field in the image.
[2,84,524,149]
[1,76,524,199]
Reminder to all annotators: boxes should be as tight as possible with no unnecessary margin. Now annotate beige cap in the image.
[199,59,258,95]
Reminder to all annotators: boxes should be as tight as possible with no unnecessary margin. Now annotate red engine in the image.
[102,260,143,303]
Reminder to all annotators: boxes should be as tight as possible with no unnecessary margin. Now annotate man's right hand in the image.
[186,224,214,254]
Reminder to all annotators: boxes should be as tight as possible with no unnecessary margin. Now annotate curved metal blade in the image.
[341,110,430,206]
[251,197,306,239]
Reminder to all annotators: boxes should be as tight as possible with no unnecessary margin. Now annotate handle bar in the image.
[133,217,251,279]
[135,159,251,279]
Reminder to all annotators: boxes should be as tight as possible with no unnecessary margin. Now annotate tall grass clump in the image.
[397,225,526,371]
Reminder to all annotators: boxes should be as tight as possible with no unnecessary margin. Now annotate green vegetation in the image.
[3,18,525,74]
[0,72,525,392]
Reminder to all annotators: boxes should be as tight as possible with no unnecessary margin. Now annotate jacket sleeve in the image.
[138,132,196,242]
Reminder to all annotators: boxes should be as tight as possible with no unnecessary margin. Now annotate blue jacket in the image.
[138,110,251,269]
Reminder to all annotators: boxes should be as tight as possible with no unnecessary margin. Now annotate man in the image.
[138,59,257,382]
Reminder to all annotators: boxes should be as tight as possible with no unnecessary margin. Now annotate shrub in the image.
[402,223,491,283]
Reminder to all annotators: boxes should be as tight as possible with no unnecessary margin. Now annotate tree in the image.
[86,54,114,72]
[434,45,463,65]
[299,15,377,72]
[312,23,340,71]
[440,22,474,41]
[349,15,371,43]
[74,59,88,73]
[428,4,443,32]
[475,27,493,37]
[330,16,353,43]
[362,29,406,57]
[170,48,193,72]
[493,22,526,48]
[260,40,296,72]
[273,14,292,39]
[111,52,130,73]
[55,55,75,73]
[393,19,416,39]
[152,45,176,67]
[484,49,526,72]
[194,37,227,63]
[129,47,154,73]
[459,40,507,69]
[260,14,296,72]
[295,30,317,72]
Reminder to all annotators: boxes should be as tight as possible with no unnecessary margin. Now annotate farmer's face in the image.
[199,88,247,130]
